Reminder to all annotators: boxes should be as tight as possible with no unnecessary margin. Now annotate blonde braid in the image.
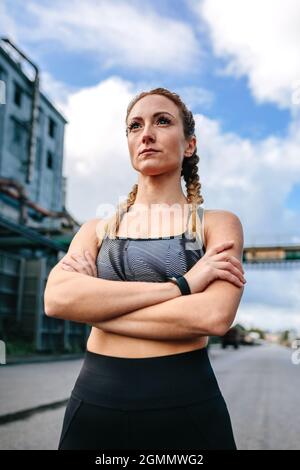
[96,184,138,249]
[182,152,204,239]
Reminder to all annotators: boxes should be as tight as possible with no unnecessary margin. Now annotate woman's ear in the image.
[184,135,197,157]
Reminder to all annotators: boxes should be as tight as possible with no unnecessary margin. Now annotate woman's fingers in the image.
[63,253,91,275]
[61,261,75,271]
[84,251,98,277]
[76,252,97,277]
[208,240,234,255]
[213,252,244,274]
[228,255,244,274]
[216,267,245,287]
[70,253,90,274]
[216,261,246,284]
[61,252,97,277]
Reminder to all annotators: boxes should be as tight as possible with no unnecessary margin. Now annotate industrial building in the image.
[0,38,90,354]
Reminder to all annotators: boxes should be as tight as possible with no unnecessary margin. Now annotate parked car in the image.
[242,331,261,346]
[221,326,241,349]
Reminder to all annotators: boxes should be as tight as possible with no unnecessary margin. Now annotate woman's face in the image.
[126,94,195,176]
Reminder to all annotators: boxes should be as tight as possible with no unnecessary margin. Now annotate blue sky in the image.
[6,0,291,141]
[1,0,300,332]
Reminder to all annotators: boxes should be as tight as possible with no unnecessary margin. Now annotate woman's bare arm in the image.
[91,290,222,340]
[44,218,180,322]
[46,211,244,341]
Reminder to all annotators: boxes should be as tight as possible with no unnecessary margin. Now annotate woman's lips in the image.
[140,150,160,155]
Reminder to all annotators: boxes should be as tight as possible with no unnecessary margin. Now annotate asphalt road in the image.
[0,342,299,449]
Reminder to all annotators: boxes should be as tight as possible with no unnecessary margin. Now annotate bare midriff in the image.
[87,329,208,359]
[87,205,209,358]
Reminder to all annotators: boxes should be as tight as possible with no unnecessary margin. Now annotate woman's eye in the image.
[157,116,171,125]
[128,122,139,130]
[128,116,171,132]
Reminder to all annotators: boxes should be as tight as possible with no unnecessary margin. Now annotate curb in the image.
[0,399,69,425]
[5,354,84,366]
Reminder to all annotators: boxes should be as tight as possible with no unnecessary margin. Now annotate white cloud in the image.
[17,0,203,74]
[236,303,300,333]
[40,71,75,113]
[242,266,300,309]
[60,76,140,223]
[63,76,132,176]
[175,85,214,111]
[194,113,300,246]
[189,0,300,110]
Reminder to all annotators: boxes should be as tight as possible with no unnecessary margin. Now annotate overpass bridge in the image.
[243,243,300,267]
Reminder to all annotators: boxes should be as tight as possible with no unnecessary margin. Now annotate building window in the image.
[35,138,42,170]
[0,66,6,105]
[47,150,53,169]
[48,117,56,138]
[14,83,22,107]
[37,107,43,126]
[9,117,29,161]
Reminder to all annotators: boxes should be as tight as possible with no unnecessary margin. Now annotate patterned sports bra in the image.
[96,205,206,283]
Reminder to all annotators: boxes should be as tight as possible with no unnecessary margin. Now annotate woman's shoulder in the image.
[202,209,243,247]
[81,217,108,231]
[203,209,242,223]
[79,217,109,249]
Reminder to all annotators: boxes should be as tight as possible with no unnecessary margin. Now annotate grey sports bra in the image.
[96,205,206,282]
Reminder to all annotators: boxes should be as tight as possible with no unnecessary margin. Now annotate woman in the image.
[44,87,246,450]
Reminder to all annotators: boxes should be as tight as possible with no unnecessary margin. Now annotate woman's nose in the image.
[142,134,155,144]
[142,126,156,141]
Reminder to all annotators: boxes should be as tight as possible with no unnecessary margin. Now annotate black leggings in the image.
[58,347,237,450]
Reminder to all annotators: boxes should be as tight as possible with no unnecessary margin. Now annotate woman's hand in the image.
[60,251,97,277]
[183,240,246,294]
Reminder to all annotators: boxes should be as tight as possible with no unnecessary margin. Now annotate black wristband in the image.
[166,275,191,295]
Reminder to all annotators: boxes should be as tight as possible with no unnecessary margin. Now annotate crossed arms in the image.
[44,211,245,341]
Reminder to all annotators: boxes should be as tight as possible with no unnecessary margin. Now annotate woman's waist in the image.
[72,345,221,410]
[87,328,208,359]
